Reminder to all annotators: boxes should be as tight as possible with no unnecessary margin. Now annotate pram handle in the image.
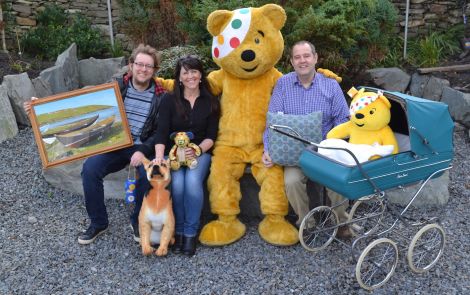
[269,124,383,195]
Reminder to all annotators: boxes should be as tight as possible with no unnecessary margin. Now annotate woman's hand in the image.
[184,147,196,160]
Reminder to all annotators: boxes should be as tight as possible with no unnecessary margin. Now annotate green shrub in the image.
[157,45,215,78]
[174,0,398,78]
[20,4,107,60]
[407,26,462,67]
[116,0,160,46]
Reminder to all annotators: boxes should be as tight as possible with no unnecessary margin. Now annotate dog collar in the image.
[349,91,383,116]
[212,8,251,59]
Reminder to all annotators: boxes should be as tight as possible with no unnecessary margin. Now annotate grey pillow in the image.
[267,111,322,166]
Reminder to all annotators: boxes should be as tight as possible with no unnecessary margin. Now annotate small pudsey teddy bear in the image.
[327,87,399,160]
[168,132,202,170]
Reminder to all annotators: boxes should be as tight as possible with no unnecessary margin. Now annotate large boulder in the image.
[31,77,53,98]
[42,159,129,200]
[409,73,450,101]
[387,171,450,207]
[78,57,126,87]
[441,87,470,128]
[365,67,411,92]
[39,43,79,94]
[0,85,19,142]
[1,72,36,126]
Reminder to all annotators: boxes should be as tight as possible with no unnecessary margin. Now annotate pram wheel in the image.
[355,238,398,290]
[407,223,445,273]
[299,206,338,252]
[348,196,385,236]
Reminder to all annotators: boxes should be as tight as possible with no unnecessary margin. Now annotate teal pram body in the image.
[298,87,454,200]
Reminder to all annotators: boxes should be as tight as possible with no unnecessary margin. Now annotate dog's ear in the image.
[186,131,194,140]
[170,132,178,141]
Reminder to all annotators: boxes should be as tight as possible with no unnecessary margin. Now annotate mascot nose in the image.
[355,113,365,119]
[241,50,256,62]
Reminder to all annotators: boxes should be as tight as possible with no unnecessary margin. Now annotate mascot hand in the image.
[318,68,342,83]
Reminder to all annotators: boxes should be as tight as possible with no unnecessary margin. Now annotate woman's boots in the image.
[172,234,196,256]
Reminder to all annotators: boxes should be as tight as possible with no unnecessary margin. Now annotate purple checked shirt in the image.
[263,72,350,151]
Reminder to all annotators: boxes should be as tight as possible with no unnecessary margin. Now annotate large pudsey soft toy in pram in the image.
[326,87,399,160]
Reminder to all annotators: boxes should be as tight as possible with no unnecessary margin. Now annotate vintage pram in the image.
[270,87,454,290]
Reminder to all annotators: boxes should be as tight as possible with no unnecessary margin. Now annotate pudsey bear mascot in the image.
[327,87,399,159]
[199,4,299,246]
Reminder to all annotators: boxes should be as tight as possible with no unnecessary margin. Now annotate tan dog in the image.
[138,157,175,256]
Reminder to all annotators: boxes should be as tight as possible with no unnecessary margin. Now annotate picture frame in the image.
[30,81,133,168]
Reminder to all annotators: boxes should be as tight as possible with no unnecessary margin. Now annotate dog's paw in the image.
[155,246,168,256]
[142,246,154,256]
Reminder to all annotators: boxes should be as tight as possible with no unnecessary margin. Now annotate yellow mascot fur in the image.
[199,4,298,246]
[327,87,399,159]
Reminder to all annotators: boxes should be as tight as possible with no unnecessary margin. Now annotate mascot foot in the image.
[259,215,299,246]
[199,215,246,246]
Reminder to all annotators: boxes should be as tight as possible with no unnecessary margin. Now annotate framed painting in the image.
[29,81,133,168]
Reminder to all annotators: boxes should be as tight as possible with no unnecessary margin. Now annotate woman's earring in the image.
[179,81,182,86]
[199,80,202,83]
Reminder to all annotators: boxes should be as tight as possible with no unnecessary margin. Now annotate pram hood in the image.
[364,87,454,157]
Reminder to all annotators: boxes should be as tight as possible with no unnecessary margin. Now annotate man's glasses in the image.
[133,62,155,70]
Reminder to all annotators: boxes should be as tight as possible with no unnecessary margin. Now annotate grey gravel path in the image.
[1,127,469,295]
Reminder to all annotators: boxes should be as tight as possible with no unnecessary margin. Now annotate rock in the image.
[40,43,79,95]
[42,159,129,200]
[441,87,470,128]
[365,68,411,92]
[31,77,53,98]
[0,85,19,142]
[1,72,36,126]
[78,57,126,87]
[387,171,450,207]
[409,73,450,101]
[28,216,38,224]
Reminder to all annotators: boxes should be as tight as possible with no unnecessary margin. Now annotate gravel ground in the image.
[1,127,469,295]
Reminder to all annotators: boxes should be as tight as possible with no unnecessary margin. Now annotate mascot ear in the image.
[378,94,392,109]
[207,9,233,36]
[170,132,177,140]
[347,87,358,98]
[186,132,194,140]
[260,4,286,30]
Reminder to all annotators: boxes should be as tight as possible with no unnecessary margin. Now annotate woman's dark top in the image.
[155,93,220,155]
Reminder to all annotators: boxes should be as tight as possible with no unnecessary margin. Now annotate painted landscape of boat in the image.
[41,115,99,138]
[55,115,116,148]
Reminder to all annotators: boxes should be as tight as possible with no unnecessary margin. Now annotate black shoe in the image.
[78,225,108,245]
[172,234,184,254]
[130,223,140,243]
[182,236,197,256]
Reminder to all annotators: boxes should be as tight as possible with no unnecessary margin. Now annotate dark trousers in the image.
[81,145,150,228]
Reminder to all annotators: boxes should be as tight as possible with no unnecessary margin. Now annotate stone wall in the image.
[2,0,470,51]
[3,0,122,50]
[391,0,469,38]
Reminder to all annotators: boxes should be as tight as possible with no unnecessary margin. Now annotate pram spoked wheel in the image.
[355,238,398,290]
[348,196,385,236]
[299,206,338,252]
[407,223,446,273]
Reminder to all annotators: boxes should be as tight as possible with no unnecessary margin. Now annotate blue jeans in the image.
[171,153,211,237]
[81,146,150,228]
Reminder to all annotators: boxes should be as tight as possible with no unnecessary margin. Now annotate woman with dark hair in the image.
[153,55,220,256]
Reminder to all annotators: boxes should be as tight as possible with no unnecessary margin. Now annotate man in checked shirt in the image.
[262,40,352,238]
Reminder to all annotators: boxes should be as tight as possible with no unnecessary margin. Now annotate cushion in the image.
[267,111,322,166]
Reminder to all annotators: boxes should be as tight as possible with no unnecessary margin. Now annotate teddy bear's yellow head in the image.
[207,4,286,79]
[347,87,392,131]
[172,132,191,148]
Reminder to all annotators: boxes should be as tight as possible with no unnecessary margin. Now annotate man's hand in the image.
[23,97,38,116]
[130,151,145,167]
[262,151,273,168]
